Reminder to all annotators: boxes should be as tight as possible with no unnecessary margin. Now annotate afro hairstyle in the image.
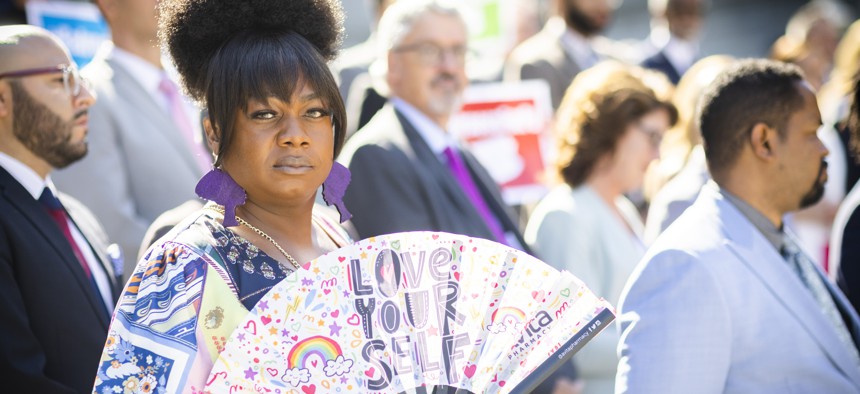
[158,0,344,103]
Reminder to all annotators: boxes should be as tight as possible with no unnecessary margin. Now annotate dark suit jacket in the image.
[338,104,531,254]
[641,50,681,85]
[832,182,860,315]
[0,166,120,393]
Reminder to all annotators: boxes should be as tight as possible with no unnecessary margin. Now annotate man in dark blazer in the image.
[0,26,121,393]
[640,0,705,84]
[339,1,529,252]
[503,0,619,110]
[338,4,579,392]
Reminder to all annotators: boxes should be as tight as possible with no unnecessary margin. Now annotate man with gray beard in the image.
[339,1,530,254]
[0,25,121,393]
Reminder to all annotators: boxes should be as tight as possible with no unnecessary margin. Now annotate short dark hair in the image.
[158,0,347,166]
[698,59,805,175]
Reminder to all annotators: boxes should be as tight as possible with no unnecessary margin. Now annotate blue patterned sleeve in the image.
[92,242,208,394]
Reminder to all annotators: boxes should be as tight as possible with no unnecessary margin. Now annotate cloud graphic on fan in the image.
[281,367,310,387]
[206,232,615,393]
[324,355,354,377]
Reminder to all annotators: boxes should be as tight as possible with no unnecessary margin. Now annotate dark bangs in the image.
[205,30,346,167]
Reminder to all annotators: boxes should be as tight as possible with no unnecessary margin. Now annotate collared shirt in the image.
[717,184,783,252]
[560,25,601,71]
[111,45,171,112]
[389,97,526,250]
[0,152,115,311]
[661,36,698,76]
[109,44,202,138]
[389,96,459,159]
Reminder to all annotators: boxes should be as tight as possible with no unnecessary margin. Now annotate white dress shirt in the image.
[0,152,114,311]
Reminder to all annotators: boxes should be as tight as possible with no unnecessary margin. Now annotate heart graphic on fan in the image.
[205,232,615,394]
[464,364,477,378]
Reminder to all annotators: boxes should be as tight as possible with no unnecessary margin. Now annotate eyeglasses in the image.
[636,123,664,147]
[392,42,467,66]
[0,64,87,97]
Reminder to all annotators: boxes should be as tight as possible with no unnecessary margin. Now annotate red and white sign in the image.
[450,80,553,205]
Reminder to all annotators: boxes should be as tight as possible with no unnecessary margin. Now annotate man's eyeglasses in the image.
[0,64,87,98]
[392,42,468,66]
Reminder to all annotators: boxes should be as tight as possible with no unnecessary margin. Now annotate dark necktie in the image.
[39,188,91,278]
[782,235,860,364]
[442,146,508,245]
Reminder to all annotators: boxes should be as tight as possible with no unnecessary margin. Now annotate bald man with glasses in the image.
[0,25,122,393]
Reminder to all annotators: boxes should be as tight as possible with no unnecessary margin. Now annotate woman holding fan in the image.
[92,0,353,391]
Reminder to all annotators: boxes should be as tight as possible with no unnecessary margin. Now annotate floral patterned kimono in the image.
[92,206,351,394]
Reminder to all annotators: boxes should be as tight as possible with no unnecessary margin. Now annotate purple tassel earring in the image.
[322,162,352,223]
[195,168,246,227]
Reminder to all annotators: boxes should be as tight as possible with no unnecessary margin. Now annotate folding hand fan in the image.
[205,232,614,393]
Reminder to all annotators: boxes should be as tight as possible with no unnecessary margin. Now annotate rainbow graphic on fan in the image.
[491,306,526,324]
[287,336,343,369]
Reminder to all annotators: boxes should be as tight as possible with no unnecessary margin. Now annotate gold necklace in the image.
[208,205,301,270]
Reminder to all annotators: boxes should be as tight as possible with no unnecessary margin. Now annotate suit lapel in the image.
[708,187,860,387]
[459,149,532,254]
[0,168,111,327]
[102,53,203,175]
[62,195,120,299]
[395,109,486,219]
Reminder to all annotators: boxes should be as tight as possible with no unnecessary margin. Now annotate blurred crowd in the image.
[3,0,860,393]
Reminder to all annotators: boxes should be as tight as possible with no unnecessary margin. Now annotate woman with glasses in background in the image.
[525,61,676,394]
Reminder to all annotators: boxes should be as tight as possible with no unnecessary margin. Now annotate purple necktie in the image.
[442,146,508,245]
[159,76,211,172]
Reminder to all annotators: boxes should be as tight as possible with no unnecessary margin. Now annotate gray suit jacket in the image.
[338,104,530,253]
[617,183,860,393]
[503,17,580,110]
[53,44,205,280]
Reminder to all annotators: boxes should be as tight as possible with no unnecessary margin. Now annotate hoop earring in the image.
[195,168,246,226]
[322,162,352,223]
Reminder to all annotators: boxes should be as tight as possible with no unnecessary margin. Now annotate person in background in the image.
[504,0,621,110]
[525,61,676,394]
[829,70,860,314]
[640,0,707,84]
[53,0,210,279]
[643,55,734,243]
[91,0,354,391]
[0,25,121,393]
[340,1,528,249]
[334,0,395,138]
[617,59,860,393]
[339,2,580,392]
[770,0,852,92]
